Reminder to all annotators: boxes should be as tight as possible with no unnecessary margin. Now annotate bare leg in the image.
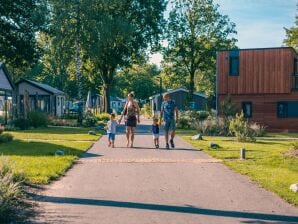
[165,131,169,143]
[130,127,135,147]
[170,130,175,140]
[126,127,130,147]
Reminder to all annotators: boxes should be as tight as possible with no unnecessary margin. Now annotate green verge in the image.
[1,127,101,184]
[177,129,298,206]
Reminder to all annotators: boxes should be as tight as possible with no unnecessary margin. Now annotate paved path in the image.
[32,120,298,224]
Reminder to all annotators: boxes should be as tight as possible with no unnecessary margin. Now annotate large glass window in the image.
[229,50,239,76]
[277,101,298,118]
[241,102,252,118]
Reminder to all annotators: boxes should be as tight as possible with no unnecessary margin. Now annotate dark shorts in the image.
[125,116,137,127]
[108,133,115,141]
[164,119,176,132]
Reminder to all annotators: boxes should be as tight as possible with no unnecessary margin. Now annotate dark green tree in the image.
[83,0,166,112]
[164,0,237,99]
[284,6,298,51]
[0,0,49,78]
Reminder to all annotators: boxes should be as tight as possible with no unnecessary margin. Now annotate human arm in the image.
[118,102,127,124]
[135,102,140,123]
[175,107,179,123]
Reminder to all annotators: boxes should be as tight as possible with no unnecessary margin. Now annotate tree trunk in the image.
[103,84,111,113]
[189,71,195,101]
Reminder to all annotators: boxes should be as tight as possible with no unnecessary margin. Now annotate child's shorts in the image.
[108,133,116,141]
[152,134,159,139]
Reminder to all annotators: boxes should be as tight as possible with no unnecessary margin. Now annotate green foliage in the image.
[249,123,267,137]
[195,116,226,136]
[112,64,160,100]
[95,113,110,122]
[0,133,14,143]
[0,157,27,223]
[28,112,49,128]
[229,112,255,142]
[13,118,30,130]
[83,113,98,127]
[284,6,298,51]
[48,118,78,127]
[177,117,191,129]
[141,104,152,118]
[220,95,239,118]
[164,0,237,97]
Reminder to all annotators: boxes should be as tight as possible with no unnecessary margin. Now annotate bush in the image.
[141,104,152,118]
[95,113,110,122]
[83,114,98,127]
[13,118,30,130]
[48,116,78,127]
[195,116,227,136]
[0,125,4,135]
[250,123,267,137]
[177,117,191,129]
[0,157,27,223]
[0,133,13,143]
[229,112,255,142]
[28,112,49,128]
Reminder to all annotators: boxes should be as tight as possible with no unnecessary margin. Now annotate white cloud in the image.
[149,53,163,66]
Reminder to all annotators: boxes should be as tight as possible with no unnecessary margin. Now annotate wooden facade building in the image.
[217,47,298,131]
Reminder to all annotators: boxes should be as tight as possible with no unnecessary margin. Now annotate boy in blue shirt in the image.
[152,117,160,148]
[106,113,117,148]
[160,93,179,149]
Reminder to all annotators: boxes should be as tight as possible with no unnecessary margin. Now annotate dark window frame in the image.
[277,102,288,118]
[241,101,252,118]
[229,50,239,76]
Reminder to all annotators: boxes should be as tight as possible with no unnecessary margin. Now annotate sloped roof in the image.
[149,88,207,99]
[16,79,64,95]
[0,63,14,90]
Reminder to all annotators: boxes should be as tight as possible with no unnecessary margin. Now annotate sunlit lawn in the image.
[1,127,101,184]
[178,129,298,206]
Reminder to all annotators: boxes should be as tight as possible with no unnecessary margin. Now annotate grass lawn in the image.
[178,129,298,206]
[1,127,101,184]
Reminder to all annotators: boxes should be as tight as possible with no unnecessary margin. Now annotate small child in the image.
[152,118,160,149]
[106,113,117,148]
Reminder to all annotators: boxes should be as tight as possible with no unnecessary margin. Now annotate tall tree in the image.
[164,0,237,99]
[0,0,49,78]
[83,0,166,112]
[284,6,298,51]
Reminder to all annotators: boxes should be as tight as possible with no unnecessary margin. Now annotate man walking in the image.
[160,93,179,149]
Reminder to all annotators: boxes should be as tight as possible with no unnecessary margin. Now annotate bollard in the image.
[240,148,246,160]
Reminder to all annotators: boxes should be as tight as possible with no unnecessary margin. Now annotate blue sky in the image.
[149,0,297,65]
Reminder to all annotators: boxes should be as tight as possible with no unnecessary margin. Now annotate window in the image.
[277,101,298,118]
[229,50,239,76]
[242,102,252,118]
[294,58,298,75]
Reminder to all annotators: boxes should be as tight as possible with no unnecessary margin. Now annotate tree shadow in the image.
[31,195,298,223]
[0,140,101,158]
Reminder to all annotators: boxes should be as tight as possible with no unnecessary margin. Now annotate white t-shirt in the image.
[107,120,117,134]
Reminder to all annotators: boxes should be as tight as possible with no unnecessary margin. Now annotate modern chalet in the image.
[217,47,298,131]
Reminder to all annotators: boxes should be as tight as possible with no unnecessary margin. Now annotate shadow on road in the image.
[32,195,298,223]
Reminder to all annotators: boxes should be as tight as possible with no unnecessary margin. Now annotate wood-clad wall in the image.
[217,48,296,95]
[218,93,298,131]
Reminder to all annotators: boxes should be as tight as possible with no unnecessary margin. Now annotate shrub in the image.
[28,112,49,128]
[0,157,27,223]
[48,116,78,127]
[83,114,98,127]
[195,116,227,136]
[95,113,110,122]
[250,123,267,137]
[13,118,30,130]
[177,117,191,129]
[0,133,13,143]
[141,104,152,118]
[229,112,255,142]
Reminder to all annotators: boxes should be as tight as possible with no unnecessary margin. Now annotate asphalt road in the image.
[31,120,298,224]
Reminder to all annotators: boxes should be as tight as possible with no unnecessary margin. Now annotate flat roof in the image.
[217,47,297,54]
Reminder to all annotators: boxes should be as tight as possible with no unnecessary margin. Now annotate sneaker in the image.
[166,143,170,149]
[155,144,159,149]
[170,139,175,148]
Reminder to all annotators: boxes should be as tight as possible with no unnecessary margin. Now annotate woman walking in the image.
[118,92,140,147]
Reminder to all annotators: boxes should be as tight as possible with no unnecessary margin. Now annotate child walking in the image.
[106,113,117,148]
[152,117,160,149]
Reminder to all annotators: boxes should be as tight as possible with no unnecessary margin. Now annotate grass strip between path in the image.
[178,129,298,206]
[1,127,101,184]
